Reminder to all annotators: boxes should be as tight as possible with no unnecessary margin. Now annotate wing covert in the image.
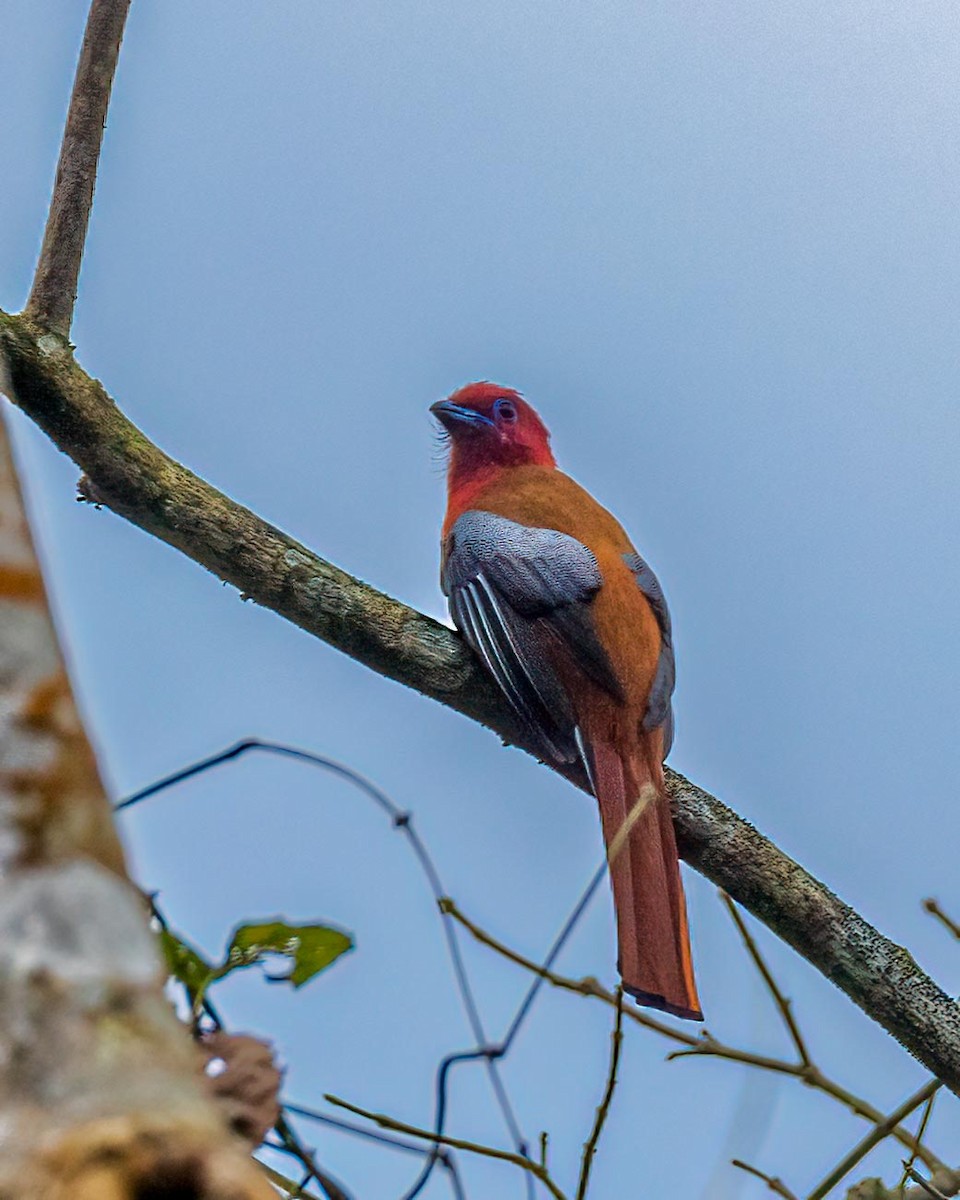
[443,510,622,765]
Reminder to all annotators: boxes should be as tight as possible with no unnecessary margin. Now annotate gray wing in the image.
[442,510,623,766]
[623,551,676,756]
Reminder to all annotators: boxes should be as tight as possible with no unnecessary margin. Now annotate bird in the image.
[431,381,701,1021]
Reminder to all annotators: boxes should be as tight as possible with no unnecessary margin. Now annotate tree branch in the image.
[843,1166,960,1200]
[924,899,960,943]
[898,1093,939,1194]
[325,1095,568,1200]
[731,1159,799,1199]
[441,898,943,1171]
[806,1079,942,1200]
[25,0,131,337]
[575,988,624,1200]
[899,1164,957,1200]
[2,311,960,1100]
[720,892,811,1068]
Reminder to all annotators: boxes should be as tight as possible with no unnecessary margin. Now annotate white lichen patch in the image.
[0,603,59,690]
[0,521,35,573]
[204,1057,227,1078]
[0,697,59,777]
[0,862,162,993]
[35,334,65,358]
[283,548,312,569]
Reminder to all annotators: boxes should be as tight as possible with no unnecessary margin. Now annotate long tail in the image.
[589,739,702,1021]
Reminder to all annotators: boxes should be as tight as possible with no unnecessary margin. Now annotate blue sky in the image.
[3,3,960,1196]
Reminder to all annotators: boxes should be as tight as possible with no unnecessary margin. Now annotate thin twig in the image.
[498,860,609,1058]
[902,1164,952,1199]
[924,900,960,942]
[443,898,945,1172]
[398,1048,523,1200]
[286,1101,447,1159]
[440,897,694,1042]
[286,1103,467,1200]
[274,1113,353,1200]
[258,1161,319,1198]
[732,1159,800,1199]
[576,988,624,1200]
[26,0,132,336]
[898,1092,938,1195]
[806,1079,942,1200]
[325,1095,568,1200]
[720,892,811,1067]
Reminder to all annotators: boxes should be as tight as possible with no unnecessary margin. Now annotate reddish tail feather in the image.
[590,739,702,1021]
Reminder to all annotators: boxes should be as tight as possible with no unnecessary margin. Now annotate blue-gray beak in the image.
[430,400,494,431]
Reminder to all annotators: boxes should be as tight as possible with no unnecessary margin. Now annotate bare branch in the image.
[576,987,624,1200]
[720,892,811,1067]
[731,1159,799,1199]
[439,897,698,1042]
[274,1113,354,1200]
[806,1079,941,1200]
[844,1166,960,1200]
[259,1161,319,1198]
[671,762,960,1097]
[924,899,960,942]
[901,1164,953,1200]
[898,1092,938,1194]
[2,313,960,1097]
[25,0,131,337]
[442,898,944,1172]
[325,1095,568,1200]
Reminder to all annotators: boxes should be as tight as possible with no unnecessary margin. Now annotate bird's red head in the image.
[431,382,556,492]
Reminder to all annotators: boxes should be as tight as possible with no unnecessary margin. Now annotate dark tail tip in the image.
[623,982,704,1023]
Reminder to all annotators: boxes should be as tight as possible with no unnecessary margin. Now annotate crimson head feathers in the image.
[431,382,555,476]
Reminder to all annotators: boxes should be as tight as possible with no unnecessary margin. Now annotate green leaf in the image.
[159,927,215,997]
[225,920,353,988]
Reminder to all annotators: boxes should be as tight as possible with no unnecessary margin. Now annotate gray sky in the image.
[4,3,960,1196]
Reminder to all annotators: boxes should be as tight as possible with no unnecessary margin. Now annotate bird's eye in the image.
[495,399,517,423]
